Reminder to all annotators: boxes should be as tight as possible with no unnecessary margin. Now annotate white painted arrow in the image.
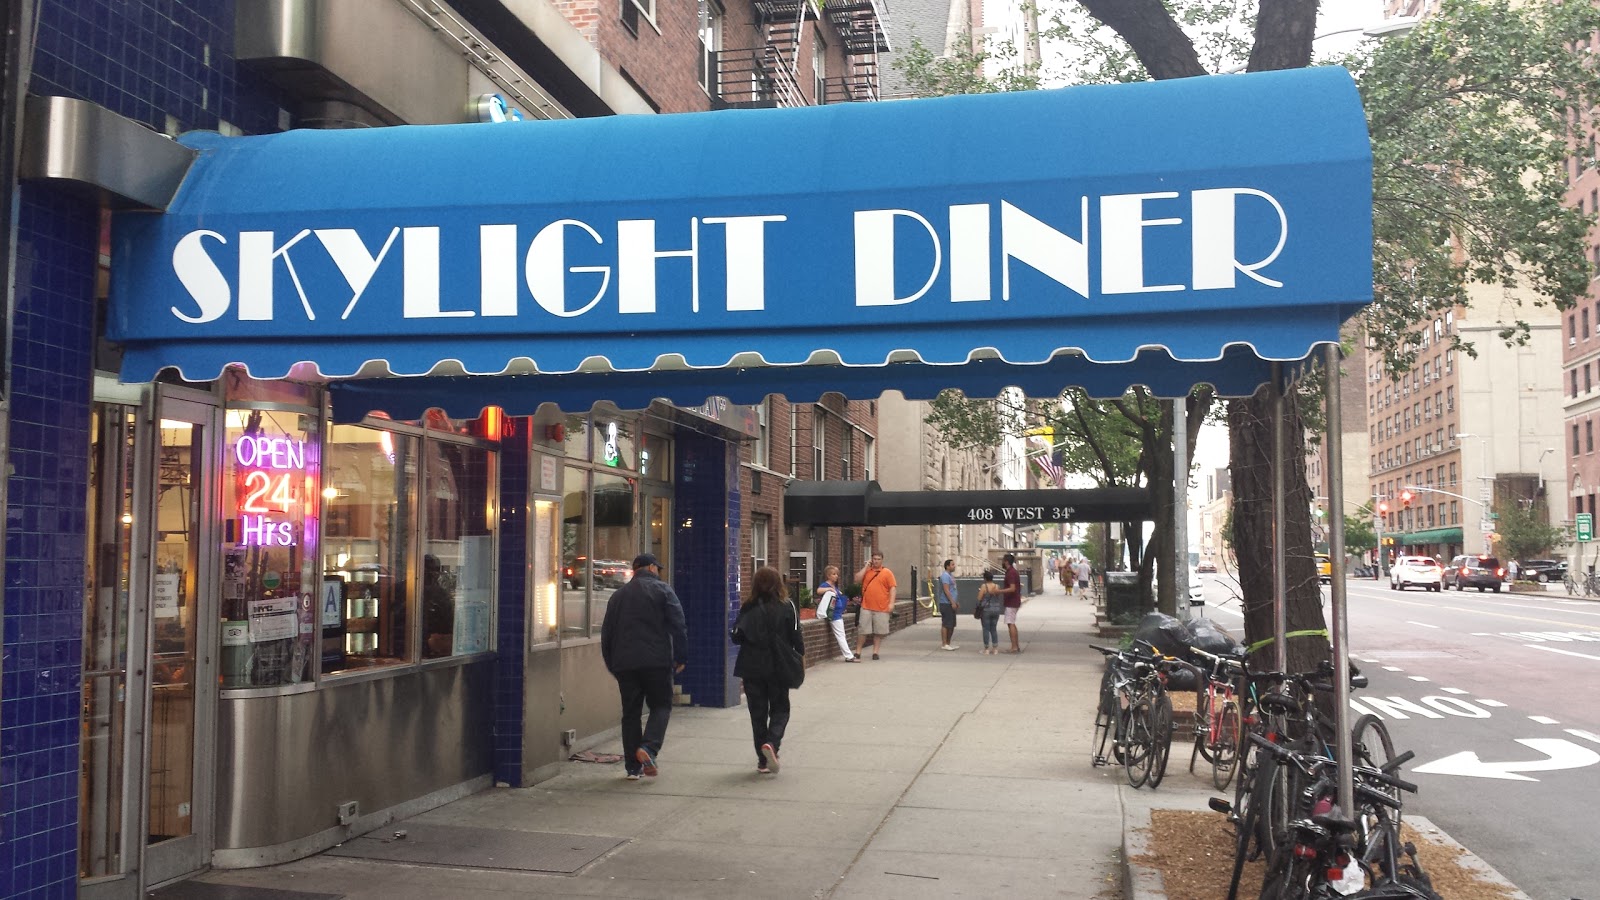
[1412,738,1599,781]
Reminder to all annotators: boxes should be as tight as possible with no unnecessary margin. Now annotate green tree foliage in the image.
[1342,509,1378,557]
[1495,500,1565,565]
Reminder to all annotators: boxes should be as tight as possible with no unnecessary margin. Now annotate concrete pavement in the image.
[187,580,1169,899]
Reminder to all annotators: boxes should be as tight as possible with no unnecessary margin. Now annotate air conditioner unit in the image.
[1572,337,1579,347]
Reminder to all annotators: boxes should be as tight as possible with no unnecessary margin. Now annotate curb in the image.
[1119,803,1532,899]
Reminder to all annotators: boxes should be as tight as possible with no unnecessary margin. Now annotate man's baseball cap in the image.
[632,553,661,570]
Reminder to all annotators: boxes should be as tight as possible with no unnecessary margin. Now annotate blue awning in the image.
[109,66,1372,414]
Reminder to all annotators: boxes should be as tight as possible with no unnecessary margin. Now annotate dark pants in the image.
[616,667,675,774]
[743,677,791,767]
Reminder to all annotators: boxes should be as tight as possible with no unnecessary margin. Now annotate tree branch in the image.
[1076,0,1207,79]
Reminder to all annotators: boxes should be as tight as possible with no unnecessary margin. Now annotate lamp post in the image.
[1456,433,1493,553]
[1538,447,1556,495]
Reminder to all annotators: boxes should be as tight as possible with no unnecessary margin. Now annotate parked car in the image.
[1315,555,1332,584]
[1518,559,1567,583]
[1448,554,1505,592]
[1196,561,1217,574]
[1390,555,1443,592]
[562,557,634,589]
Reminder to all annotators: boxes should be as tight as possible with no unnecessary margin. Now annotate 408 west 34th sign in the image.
[966,505,1076,523]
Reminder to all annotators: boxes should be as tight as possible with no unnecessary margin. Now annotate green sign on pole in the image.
[1578,513,1593,543]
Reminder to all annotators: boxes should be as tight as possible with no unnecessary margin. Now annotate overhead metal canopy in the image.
[783,481,1152,527]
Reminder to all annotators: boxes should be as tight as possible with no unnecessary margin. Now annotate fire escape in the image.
[823,0,890,104]
[714,1,889,109]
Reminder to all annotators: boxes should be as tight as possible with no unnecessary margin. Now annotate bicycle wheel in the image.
[1350,714,1401,805]
[1091,704,1115,767]
[1251,744,1292,865]
[1146,692,1174,788]
[1123,698,1155,788]
[1192,686,1216,766]
[1212,699,1242,791]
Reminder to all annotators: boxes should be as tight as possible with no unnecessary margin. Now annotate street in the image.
[1194,574,1600,900]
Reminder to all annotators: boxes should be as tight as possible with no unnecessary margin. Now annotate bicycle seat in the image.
[1259,690,1303,715]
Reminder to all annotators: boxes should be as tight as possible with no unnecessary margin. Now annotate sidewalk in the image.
[186,581,1152,899]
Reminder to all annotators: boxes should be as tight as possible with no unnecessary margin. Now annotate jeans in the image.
[981,612,1001,647]
[828,617,855,659]
[616,667,675,774]
[743,677,791,767]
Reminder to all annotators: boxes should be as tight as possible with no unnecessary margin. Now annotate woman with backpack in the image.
[731,566,806,773]
[815,565,859,662]
[977,569,1004,654]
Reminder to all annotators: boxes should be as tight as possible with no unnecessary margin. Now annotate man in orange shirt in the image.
[851,551,897,660]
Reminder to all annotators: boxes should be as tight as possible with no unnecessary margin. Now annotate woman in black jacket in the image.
[732,566,805,774]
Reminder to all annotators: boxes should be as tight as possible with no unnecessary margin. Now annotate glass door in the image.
[142,392,220,887]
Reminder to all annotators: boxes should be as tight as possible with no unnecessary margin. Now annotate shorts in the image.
[859,608,892,635]
[939,605,956,628]
[1003,606,1019,625]
[1078,578,1088,588]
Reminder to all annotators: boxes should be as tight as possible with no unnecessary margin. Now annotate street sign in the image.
[1578,513,1593,543]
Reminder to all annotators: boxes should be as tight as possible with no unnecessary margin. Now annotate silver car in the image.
[1390,555,1443,592]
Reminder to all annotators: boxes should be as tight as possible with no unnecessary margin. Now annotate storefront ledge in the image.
[524,724,622,787]
[220,681,317,700]
[312,652,491,690]
[211,773,493,869]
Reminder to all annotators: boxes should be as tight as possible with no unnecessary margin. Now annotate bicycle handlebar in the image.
[1247,732,1420,797]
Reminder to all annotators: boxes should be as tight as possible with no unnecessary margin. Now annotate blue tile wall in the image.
[672,431,741,708]
[492,425,530,786]
[2,182,99,899]
[5,3,291,895]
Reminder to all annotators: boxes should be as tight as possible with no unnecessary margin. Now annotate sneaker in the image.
[946,644,960,651]
[940,644,951,651]
[872,653,880,660]
[625,772,641,781]
[760,743,781,773]
[635,747,658,777]
[844,656,861,663]
[757,766,772,774]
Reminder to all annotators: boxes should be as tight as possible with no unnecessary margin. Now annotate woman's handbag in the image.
[770,602,805,689]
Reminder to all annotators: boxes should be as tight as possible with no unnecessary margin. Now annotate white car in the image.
[1390,556,1443,592]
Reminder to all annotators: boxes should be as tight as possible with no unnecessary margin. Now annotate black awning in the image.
[783,482,1152,527]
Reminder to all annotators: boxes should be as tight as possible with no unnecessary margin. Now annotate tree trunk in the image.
[1228,390,1329,674]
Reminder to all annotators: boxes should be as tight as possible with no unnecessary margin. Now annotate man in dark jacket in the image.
[601,553,688,779]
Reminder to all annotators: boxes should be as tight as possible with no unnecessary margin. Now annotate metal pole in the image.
[1174,398,1190,621]
[1324,345,1353,814]
[1373,498,1384,579]
[1271,363,1287,673]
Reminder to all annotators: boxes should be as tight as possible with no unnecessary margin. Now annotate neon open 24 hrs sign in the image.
[233,434,306,547]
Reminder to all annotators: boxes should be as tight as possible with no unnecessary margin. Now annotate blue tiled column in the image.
[491,423,530,785]
[672,430,741,708]
[1,183,99,897]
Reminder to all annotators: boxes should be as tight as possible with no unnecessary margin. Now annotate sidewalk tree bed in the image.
[1134,809,1521,900]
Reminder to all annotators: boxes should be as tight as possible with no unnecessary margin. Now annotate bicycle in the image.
[1090,642,1184,789]
[1187,645,1246,791]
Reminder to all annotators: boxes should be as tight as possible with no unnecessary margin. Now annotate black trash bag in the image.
[1131,612,1193,659]
[1187,616,1244,658]
[1165,664,1199,692]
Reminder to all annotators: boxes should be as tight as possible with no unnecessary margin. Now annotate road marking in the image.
[1470,632,1492,636]
[1441,687,1468,695]
[1412,738,1600,782]
[1406,620,1441,629]
[1383,666,1404,672]
[1478,699,1507,707]
[1525,644,1600,663]
[1408,676,1430,682]
[1356,595,1599,628]
[1530,716,1560,725]
[1567,729,1600,745]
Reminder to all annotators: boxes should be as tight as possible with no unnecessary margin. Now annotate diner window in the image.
[223,408,319,688]
[592,412,637,470]
[640,432,670,481]
[589,470,638,634]
[420,438,496,658]
[562,466,589,635]
[530,499,560,645]
[322,424,418,674]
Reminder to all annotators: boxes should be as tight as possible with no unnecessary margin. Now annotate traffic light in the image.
[1399,488,1415,508]
[1378,500,1389,515]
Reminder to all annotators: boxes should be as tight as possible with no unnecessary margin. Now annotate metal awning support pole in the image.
[1272,363,1287,673]
[1174,397,1190,621]
[1324,344,1354,813]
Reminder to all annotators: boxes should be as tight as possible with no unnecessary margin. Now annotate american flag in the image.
[1032,451,1065,488]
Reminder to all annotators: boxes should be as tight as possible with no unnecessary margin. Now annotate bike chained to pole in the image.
[1089,641,1439,899]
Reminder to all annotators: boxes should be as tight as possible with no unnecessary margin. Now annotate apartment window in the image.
[752,398,770,467]
[1444,350,1454,374]
[865,436,876,482]
[1572,314,1579,339]
[1588,364,1593,394]
[1586,308,1592,339]
[1592,187,1597,213]
[752,514,770,572]
[1446,386,1455,411]
[1575,369,1582,398]
[789,406,798,476]
[1424,397,1432,419]
[698,0,723,94]
[812,406,827,479]
[1450,501,1459,525]
[1589,419,1595,453]
[621,0,655,35]
[812,32,827,103]
[1449,462,1457,486]
[841,423,853,478]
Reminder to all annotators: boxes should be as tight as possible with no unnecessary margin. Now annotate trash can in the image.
[1103,571,1149,623]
